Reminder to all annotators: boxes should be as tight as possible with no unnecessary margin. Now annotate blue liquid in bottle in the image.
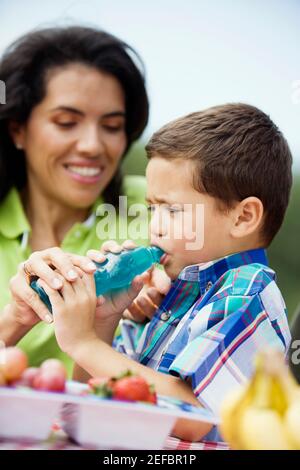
[30,246,164,313]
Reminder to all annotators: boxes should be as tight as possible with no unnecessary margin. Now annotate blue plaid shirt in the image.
[114,248,291,439]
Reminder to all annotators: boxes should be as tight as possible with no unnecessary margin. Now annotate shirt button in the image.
[205,281,213,292]
[160,311,171,321]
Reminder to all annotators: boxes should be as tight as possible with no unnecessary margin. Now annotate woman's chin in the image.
[68,185,105,206]
[60,193,99,211]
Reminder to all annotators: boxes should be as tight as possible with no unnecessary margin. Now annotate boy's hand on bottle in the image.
[86,239,136,263]
[37,271,98,356]
[87,240,171,324]
[94,275,144,326]
[123,266,171,323]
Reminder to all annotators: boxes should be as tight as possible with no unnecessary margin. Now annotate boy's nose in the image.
[149,210,168,238]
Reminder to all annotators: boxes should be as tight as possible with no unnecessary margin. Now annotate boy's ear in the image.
[230,197,264,239]
[8,121,26,149]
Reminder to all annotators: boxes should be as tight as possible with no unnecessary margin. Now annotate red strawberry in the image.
[88,377,113,398]
[147,391,157,404]
[88,377,109,389]
[112,376,152,402]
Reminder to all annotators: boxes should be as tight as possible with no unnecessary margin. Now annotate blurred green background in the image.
[122,141,300,324]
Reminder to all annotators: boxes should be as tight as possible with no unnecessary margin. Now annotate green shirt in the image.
[0,175,148,376]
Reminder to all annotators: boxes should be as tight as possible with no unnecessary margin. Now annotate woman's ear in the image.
[230,197,264,239]
[8,121,25,150]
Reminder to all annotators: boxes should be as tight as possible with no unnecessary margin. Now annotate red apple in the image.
[40,359,67,379]
[0,347,28,382]
[33,370,66,392]
[12,367,40,388]
[0,370,6,386]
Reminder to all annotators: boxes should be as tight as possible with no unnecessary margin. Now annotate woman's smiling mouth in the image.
[63,164,104,184]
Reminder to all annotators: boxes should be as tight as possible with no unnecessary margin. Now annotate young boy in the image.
[41,103,292,442]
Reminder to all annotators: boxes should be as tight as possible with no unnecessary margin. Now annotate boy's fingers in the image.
[145,287,162,309]
[120,278,162,322]
[123,306,146,323]
[101,240,122,254]
[79,271,97,299]
[57,276,76,299]
[128,285,162,321]
[122,280,143,310]
[87,240,136,264]
[68,272,97,316]
[122,308,136,321]
[134,296,157,320]
[150,267,171,294]
[123,277,144,304]
[140,271,151,284]
[121,240,137,250]
[131,275,145,292]
[109,277,143,314]
[38,279,63,314]
[65,273,91,300]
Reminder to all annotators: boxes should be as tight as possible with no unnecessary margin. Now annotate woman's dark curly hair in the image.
[0,26,149,206]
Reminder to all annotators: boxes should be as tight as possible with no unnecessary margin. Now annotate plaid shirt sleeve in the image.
[168,268,291,415]
[113,320,147,360]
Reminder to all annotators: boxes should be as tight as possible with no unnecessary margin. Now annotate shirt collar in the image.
[178,248,268,296]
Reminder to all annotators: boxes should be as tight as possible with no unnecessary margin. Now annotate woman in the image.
[0,26,156,374]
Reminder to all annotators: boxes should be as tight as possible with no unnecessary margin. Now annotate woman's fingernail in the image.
[45,314,53,323]
[52,278,63,289]
[87,262,96,270]
[68,270,78,280]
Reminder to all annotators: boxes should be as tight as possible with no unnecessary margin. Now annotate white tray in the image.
[0,381,219,449]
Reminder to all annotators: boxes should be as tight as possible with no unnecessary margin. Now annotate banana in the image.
[220,349,300,450]
[219,387,246,447]
[272,354,300,449]
[284,400,300,449]
[239,408,291,450]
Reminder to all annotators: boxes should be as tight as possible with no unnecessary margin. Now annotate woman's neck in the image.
[22,185,90,251]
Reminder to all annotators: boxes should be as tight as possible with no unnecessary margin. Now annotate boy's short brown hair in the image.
[145,103,293,245]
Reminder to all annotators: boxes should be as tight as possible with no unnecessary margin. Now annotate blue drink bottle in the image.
[30,246,164,313]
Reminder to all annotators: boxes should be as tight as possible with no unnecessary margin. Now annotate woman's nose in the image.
[76,125,105,156]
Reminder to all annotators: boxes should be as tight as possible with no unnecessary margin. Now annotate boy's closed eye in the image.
[146,203,184,215]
